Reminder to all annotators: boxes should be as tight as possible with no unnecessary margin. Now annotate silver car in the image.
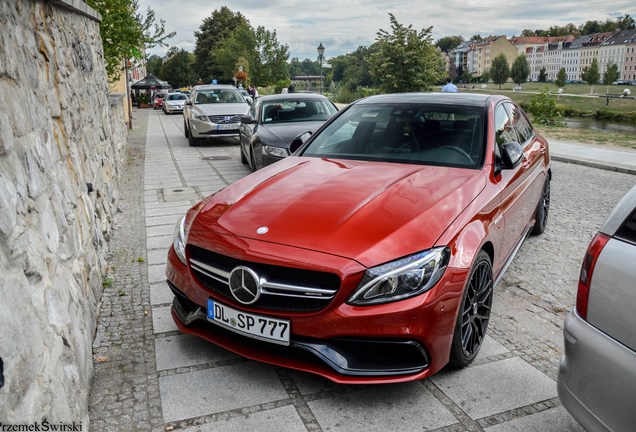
[163,92,188,114]
[183,84,250,146]
[557,183,636,432]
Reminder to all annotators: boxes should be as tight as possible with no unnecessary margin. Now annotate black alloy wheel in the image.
[531,177,550,235]
[449,250,493,367]
[184,119,189,138]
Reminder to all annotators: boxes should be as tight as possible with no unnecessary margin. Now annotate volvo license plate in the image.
[207,299,290,345]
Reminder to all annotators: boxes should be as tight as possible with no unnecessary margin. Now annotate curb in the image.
[551,154,636,176]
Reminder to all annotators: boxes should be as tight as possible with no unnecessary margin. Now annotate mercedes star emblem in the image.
[228,266,261,304]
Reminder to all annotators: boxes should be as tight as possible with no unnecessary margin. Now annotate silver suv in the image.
[183,84,250,146]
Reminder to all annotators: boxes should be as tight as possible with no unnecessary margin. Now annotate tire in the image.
[184,119,189,138]
[188,131,198,147]
[449,250,493,367]
[240,146,248,164]
[531,177,550,235]
[249,147,257,172]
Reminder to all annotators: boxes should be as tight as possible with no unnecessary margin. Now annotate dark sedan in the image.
[239,94,338,171]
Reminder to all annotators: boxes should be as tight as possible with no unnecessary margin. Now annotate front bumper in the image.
[557,310,636,432]
[165,104,184,113]
[165,240,468,384]
[190,119,240,138]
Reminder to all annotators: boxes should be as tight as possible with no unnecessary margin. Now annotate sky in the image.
[137,0,636,62]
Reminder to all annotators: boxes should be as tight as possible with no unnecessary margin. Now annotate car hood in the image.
[190,157,487,267]
[194,102,249,116]
[257,122,326,148]
[166,100,185,106]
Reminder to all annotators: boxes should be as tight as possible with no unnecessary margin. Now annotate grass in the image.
[468,82,636,121]
[536,124,636,150]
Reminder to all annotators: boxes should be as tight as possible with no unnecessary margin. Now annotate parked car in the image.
[183,84,250,146]
[239,89,253,104]
[153,92,167,110]
[166,93,551,384]
[557,184,636,432]
[239,94,338,171]
[163,92,188,115]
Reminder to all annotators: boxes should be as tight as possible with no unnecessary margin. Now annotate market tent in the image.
[130,75,172,90]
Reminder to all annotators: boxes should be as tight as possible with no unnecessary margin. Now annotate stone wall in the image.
[0,0,126,425]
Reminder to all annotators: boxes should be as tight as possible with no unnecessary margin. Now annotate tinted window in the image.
[495,104,519,146]
[505,102,533,143]
[261,99,337,123]
[302,103,484,168]
[616,209,636,244]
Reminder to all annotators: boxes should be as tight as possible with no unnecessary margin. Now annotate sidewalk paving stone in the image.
[158,363,289,422]
[154,333,239,371]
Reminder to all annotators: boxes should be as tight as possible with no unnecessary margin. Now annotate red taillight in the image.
[576,232,610,319]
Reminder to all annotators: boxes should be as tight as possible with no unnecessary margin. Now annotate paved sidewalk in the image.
[550,139,636,175]
[88,109,636,431]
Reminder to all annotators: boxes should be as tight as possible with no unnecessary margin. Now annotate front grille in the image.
[207,114,241,124]
[189,246,341,312]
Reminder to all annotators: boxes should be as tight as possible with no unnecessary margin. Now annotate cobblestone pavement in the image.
[89,108,636,431]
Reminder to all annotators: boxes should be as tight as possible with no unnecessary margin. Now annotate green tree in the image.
[85,0,174,82]
[212,22,289,86]
[556,67,567,89]
[490,53,510,89]
[369,14,445,93]
[194,7,248,83]
[435,36,464,52]
[159,49,196,88]
[146,54,163,76]
[581,58,601,94]
[136,5,176,50]
[603,63,620,87]
[510,54,530,86]
[538,67,547,83]
[617,14,635,30]
[480,70,491,83]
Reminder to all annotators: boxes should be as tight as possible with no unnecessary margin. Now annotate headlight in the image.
[263,145,290,158]
[348,247,450,305]
[172,215,188,265]
[194,114,209,122]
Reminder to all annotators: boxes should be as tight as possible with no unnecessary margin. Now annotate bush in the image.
[527,87,564,126]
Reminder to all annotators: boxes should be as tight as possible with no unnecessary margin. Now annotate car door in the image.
[491,102,541,268]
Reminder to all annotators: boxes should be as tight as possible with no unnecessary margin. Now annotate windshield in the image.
[261,99,337,124]
[167,93,187,101]
[194,89,245,104]
[301,103,485,169]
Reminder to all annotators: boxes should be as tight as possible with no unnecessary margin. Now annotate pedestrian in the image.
[441,77,459,93]
[288,83,295,93]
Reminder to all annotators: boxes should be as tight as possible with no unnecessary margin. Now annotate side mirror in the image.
[290,131,312,154]
[240,115,256,124]
[499,142,524,170]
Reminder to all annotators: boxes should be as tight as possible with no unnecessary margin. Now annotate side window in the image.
[505,102,533,143]
[494,104,517,147]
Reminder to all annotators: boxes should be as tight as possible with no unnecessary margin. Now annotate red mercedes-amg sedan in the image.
[165,93,551,384]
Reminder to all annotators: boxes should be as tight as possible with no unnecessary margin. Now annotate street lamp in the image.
[317,42,325,94]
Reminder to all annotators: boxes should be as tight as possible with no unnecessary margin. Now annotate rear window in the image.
[615,209,636,244]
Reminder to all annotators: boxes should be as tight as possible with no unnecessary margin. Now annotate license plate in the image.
[207,299,291,345]
[216,123,238,130]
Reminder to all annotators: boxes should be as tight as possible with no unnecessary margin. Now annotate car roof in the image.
[192,84,238,91]
[257,93,331,102]
[353,92,501,108]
